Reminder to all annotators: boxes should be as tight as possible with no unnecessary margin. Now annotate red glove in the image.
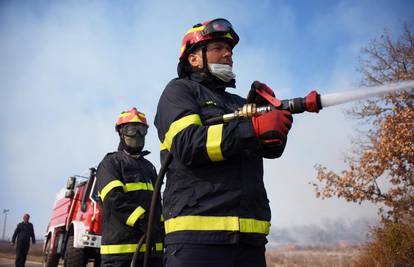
[251,109,293,144]
[247,81,275,105]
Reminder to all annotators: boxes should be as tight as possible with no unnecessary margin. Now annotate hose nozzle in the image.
[279,91,322,114]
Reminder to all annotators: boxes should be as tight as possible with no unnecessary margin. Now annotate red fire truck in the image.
[42,167,102,267]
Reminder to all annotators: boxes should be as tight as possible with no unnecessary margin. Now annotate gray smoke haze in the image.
[1,1,412,240]
[268,217,377,247]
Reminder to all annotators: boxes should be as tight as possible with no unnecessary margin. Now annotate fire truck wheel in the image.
[42,237,59,267]
[64,235,88,267]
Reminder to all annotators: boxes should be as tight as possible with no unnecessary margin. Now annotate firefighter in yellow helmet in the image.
[96,107,164,267]
[155,19,293,267]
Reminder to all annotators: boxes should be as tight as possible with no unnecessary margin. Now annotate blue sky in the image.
[0,0,413,240]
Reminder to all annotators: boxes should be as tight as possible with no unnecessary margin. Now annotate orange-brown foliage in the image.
[312,22,414,266]
[312,22,414,222]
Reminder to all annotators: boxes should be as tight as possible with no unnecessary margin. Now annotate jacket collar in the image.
[121,149,150,159]
[117,141,149,159]
[188,69,235,91]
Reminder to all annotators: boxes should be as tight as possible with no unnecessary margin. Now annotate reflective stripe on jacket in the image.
[96,150,163,260]
[155,73,280,246]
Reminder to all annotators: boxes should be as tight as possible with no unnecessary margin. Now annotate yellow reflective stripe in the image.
[100,243,163,254]
[119,112,132,118]
[100,181,154,202]
[160,142,168,150]
[239,218,270,234]
[161,114,202,151]
[126,206,145,227]
[100,180,124,202]
[206,124,224,161]
[160,214,164,222]
[164,216,270,234]
[125,182,154,192]
[165,216,239,233]
[186,25,205,34]
[180,45,186,54]
[222,32,234,40]
[140,242,163,253]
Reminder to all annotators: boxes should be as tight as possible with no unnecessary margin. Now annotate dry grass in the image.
[1,241,361,266]
[0,241,43,262]
[266,246,359,267]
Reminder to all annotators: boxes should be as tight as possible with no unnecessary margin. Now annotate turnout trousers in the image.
[164,243,266,267]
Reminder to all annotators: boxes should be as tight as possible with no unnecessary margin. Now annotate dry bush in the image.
[353,221,414,267]
[266,247,358,267]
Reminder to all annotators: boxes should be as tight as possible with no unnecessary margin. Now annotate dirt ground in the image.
[0,241,359,266]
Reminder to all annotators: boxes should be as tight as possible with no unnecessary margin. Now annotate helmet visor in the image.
[202,18,234,37]
[120,124,148,137]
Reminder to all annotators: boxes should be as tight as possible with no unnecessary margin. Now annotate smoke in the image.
[268,217,377,247]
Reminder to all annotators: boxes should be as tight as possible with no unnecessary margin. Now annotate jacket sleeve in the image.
[12,224,20,243]
[30,224,35,244]
[96,157,147,231]
[155,80,259,166]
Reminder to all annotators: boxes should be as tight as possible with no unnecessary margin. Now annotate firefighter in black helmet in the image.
[96,107,163,267]
[155,19,293,267]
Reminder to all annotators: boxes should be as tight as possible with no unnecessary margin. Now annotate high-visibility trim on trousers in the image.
[100,243,163,254]
[164,216,270,235]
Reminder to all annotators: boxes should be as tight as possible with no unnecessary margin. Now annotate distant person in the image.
[96,107,163,267]
[11,213,35,267]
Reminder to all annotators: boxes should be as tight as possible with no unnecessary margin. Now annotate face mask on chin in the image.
[208,63,236,82]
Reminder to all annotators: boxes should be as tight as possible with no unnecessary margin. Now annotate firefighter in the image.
[155,18,295,267]
[96,107,163,267]
[12,213,35,267]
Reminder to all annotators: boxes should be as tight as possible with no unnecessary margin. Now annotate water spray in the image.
[320,80,414,108]
[205,80,414,125]
[138,80,414,267]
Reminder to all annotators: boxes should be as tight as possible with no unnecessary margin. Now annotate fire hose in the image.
[131,80,414,267]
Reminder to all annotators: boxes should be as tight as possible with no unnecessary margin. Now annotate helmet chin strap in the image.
[202,45,209,74]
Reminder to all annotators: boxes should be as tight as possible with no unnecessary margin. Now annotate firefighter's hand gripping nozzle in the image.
[251,80,322,114]
[204,81,322,125]
[140,81,322,267]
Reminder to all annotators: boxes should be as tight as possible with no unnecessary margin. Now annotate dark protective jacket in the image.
[96,147,164,262]
[12,222,35,246]
[155,72,287,246]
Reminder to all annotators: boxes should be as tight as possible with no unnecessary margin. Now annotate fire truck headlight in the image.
[83,235,89,241]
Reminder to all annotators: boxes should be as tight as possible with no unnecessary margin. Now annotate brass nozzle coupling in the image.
[221,103,257,123]
[238,103,257,118]
[221,104,273,123]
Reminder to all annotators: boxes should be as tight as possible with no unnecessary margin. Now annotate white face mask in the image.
[208,63,236,82]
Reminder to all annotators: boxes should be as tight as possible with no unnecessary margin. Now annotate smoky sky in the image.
[1,0,412,239]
